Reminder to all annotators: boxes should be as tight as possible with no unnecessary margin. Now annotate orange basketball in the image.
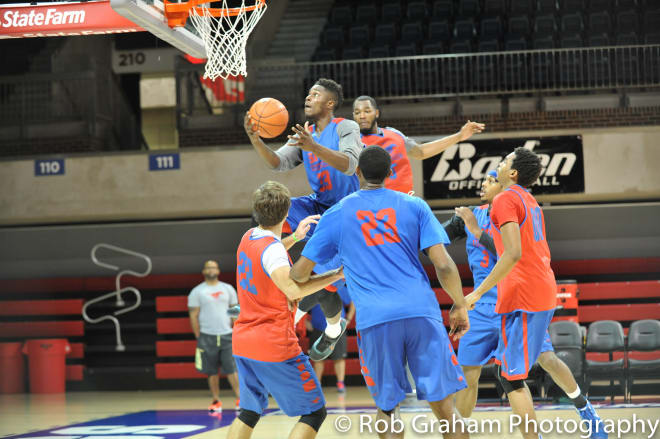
[248,98,289,138]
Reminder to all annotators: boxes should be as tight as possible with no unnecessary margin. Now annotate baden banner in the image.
[422,136,584,199]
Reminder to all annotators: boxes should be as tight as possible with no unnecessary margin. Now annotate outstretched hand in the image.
[294,214,321,241]
[288,122,317,151]
[458,120,485,141]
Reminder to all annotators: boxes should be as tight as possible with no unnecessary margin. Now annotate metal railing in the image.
[175,44,660,122]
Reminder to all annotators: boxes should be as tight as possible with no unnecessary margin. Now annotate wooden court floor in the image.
[1,387,659,439]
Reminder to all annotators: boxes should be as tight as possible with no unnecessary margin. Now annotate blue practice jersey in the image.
[466,205,498,304]
[302,188,449,330]
[303,118,360,206]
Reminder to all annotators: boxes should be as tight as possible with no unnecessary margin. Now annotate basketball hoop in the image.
[163,0,267,80]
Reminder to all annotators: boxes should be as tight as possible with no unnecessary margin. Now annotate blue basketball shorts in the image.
[234,352,325,416]
[459,303,554,367]
[495,309,555,380]
[357,317,466,411]
[283,195,329,241]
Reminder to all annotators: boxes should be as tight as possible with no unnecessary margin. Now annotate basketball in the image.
[248,98,289,138]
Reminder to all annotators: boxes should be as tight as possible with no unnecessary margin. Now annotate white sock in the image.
[567,385,581,399]
[325,321,342,338]
[294,308,307,325]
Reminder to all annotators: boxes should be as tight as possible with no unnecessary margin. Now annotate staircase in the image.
[264,0,334,62]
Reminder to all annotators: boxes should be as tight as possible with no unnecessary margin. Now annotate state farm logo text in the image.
[2,8,85,28]
[429,140,578,191]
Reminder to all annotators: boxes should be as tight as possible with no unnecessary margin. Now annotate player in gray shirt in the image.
[245,78,364,362]
[188,259,239,413]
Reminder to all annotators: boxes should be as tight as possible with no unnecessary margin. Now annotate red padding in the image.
[66,365,84,381]
[157,318,192,334]
[155,362,219,379]
[156,296,188,313]
[579,280,660,301]
[68,343,84,359]
[156,340,196,357]
[433,287,472,305]
[347,318,356,330]
[0,321,84,337]
[551,258,660,276]
[347,336,357,353]
[579,303,660,323]
[0,299,83,316]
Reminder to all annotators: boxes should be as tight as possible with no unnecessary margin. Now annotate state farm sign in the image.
[0,0,142,38]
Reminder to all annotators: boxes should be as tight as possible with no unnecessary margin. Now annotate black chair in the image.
[626,320,660,400]
[588,33,610,45]
[535,14,558,35]
[330,5,353,26]
[617,10,639,34]
[483,0,507,16]
[342,46,364,60]
[355,3,379,25]
[454,19,477,41]
[382,2,402,23]
[394,42,418,57]
[432,0,453,19]
[401,22,424,44]
[422,41,445,54]
[589,0,613,12]
[589,11,612,35]
[644,10,660,35]
[428,19,451,42]
[481,17,503,40]
[374,22,398,45]
[349,24,371,47]
[585,320,626,402]
[406,1,428,21]
[537,0,559,13]
[617,0,638,10]
[544,321,585,397]
[457,0,480,18]
[368,44,391,59]
[313,48,337,62]
[503,37,529,90]
[562,0,585,12]
[561,12,585,34]
[509,15,531,38]
[322,25,345,49]
[511,0,534,15]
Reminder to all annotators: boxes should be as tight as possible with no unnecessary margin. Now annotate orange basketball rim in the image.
[163,0,266,28]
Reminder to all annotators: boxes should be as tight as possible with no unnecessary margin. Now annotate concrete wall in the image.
[0,126,659,225]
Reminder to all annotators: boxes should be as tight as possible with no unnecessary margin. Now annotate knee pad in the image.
[298,290,323,313]
[299,406,327,432]
[238,409,261,428]
[497,365,525,394]
[318,289,343,317]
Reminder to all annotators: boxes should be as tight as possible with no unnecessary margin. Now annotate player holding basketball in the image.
[445,171,607,438]
[353,96,485,193]
[465,148,605,439]
[228,181,344,439]
[291,146,471,439]
[245,78,362,362]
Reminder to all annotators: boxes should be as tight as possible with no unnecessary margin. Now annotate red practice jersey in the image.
[490,185,557,314]
[232,229,301,362]
[361,127,414,194]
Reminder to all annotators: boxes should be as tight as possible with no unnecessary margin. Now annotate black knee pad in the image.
[238,409,261,428]
[497,365,525,393]
[318,289,343,317]
[299,406,327,432]
[298,290,324,312]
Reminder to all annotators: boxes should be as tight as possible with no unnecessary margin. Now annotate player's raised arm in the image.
[408,120,485,160]
[244,112,305,171]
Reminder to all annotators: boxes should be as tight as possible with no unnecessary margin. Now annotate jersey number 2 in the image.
[238,251,258,295]
[357,208,401,246]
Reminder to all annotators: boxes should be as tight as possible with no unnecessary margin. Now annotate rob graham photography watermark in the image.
[333,413,660,438]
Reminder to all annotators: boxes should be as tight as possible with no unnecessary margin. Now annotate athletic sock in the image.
[325,321,342,338]
[567,385,588,409]
[294,308,307,324]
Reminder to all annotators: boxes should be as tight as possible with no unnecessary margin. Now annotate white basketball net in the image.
[188,0,267,80]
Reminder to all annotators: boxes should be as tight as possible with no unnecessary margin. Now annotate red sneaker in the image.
[208,400,222,413]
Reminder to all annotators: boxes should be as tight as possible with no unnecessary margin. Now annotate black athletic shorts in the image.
[195,332,236,375]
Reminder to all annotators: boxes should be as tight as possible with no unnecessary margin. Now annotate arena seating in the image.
[313,0,660,61]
